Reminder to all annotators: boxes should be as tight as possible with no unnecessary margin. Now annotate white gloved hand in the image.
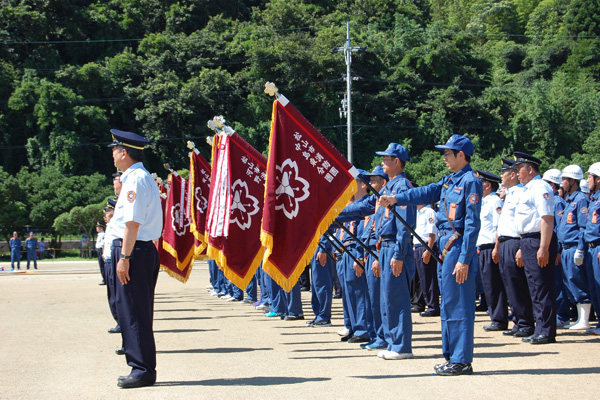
[574,249,585,266]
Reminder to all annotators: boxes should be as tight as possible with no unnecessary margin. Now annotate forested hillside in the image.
[1,0,600,218]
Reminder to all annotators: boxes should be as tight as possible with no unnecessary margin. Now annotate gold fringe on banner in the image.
[207,244,263,291]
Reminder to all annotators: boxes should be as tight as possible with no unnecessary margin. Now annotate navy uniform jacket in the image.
[25,238,38,249]
[557,189,588,250]
[584,191,600,244]
[337,194,376,258]
[9,238,22,250]
[373,173,416,261]
[393,165,482,265]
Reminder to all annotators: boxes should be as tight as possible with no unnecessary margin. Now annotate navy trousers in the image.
[521,236,557,339]
[498,238,534,333]
[113,240,159,383]
[479,247,508,325]
[105,258,120,327]
[365,251,385,346]
[414,245,440,313]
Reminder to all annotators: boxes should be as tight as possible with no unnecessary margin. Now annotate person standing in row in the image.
[25,232,38,270]
[584,162,600,335]
[513,152,557,345]
[476,171,507,331]
[96,221,106,285]
[380,134,482,376]
[414,203,439,317]
[109,129,162,389]
[10,232,22,271]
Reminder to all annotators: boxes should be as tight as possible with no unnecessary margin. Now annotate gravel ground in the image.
[0,260,598,400]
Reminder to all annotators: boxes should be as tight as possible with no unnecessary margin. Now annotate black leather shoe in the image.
[347,336,370,344]
[502,329,518,336]
[340,334,352,342]
[115,348,125,355]
[420,309,440,317]
[435,362,473,376]
[514,329,534,338]
[483,323,508,332]
[117,375,154,389]
[108,326,121,334]
[411,305,425,313]
[521,334,536,343]
[530,334,556,344]
[283,314,304,321]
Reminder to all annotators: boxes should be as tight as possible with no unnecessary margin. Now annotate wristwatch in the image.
[120,253,131,260]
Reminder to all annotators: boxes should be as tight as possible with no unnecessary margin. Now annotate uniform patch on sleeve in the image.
[428,217,434,223]
[127,191,136,202]
[543,193,550,200]
[581,207,588,214]
[496,206,502,213]
[469,193,479,204]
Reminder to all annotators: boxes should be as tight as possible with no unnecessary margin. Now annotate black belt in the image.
[112,239,153,246]
[521,232,541,239]
[588,239,600,248]
[414,243,422,248]
[478,243,495,250]
[562,243,576,250]
[380,241,395,248]
[498,236,519,243]
[380,235,395,240]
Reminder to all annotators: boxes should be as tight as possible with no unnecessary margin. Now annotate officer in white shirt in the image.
[109,129,163,388]
[495,158,534,338]
[413,204,439,316]
[513,152,557,345]
[96,221,106,285]
[476,170,508,331]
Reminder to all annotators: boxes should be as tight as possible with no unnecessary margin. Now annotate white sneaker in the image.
[255,304,267,310]
[381,351,414,360]
[337,328,350,336]
[377,350,386,358]
[210,291,219,297]
[227,297,240,302]
[206,284,213,289]
[222,295,232,300]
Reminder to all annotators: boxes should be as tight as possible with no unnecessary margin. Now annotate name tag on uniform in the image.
[567,212,573,224]
[593,211,597,224]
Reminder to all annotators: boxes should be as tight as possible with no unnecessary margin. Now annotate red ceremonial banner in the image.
[162,173,196,273]
[158,194,192,283]
[261,97,358,291]
[189,150,211,258]
[206,132,266,290]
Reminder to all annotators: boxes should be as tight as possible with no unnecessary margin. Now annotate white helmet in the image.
[542,169,562,185]
[587,162,600,177]
[562,165,584,180]
[580,179,590,194]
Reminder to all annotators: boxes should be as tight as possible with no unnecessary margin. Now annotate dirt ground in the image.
[0,260,598,400]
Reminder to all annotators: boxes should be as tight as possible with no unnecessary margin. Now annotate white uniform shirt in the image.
[95,231,105,249]
[476,193,503,246]
[515,175,554,235]
[497,184,524,238]
[413,206,438,245]
[111,162,163,242]
[103,220,117,260]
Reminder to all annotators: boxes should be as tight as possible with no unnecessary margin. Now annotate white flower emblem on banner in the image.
[230,179,259,230]
[195,187,208,213]
[171,203,191,236]
[275,158,310,219]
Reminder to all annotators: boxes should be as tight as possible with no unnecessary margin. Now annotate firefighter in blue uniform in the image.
[557,165,592,330]
[380,134,482,376]
[9,232,22,271]
[371,144,417,360]
[513,152,557,345]
[109,129,163,388]
[335,169,376,344]
[306,235,334,327]
[584,162,600,335]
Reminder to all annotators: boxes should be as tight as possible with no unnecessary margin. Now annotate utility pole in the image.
[332,21,365,163]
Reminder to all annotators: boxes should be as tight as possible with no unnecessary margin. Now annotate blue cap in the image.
[435,134,474,156]
[513,151,541,166]
[375,143,409,161]
[109,129,150,150]
[355,168,369,180]
[477,170,500,183]
[364,165,389,181]
[500,157,516,171]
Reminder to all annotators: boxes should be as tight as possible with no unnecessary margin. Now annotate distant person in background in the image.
[80,234,90,258]
[39,238,47,260]
[25,232,38,270]
[96,221,107,285]
[9,231,22,270]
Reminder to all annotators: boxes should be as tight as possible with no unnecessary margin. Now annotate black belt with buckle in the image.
[588,239,600,248]
[498,236,519,243]
[478,243,495,250]
[521,232,541,239]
